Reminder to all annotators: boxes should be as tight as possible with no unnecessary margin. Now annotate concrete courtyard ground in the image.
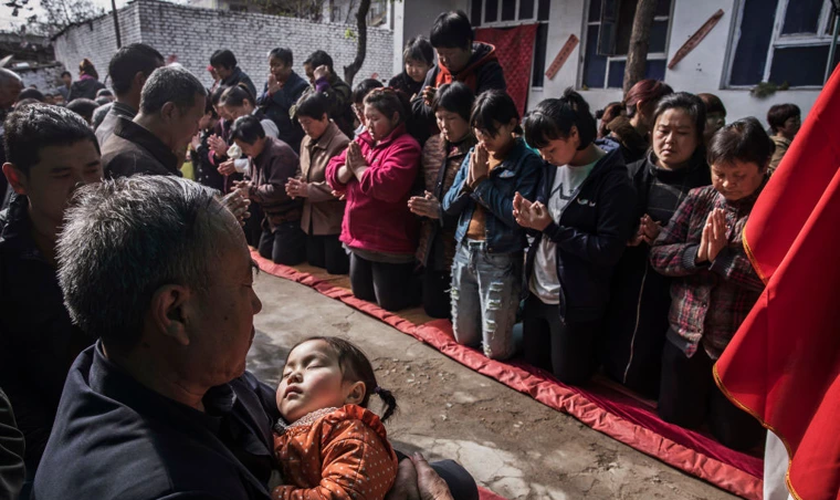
[247,272,740,500]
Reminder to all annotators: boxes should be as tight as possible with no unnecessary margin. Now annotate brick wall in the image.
[52,0,394,93]
[16,63,67,92]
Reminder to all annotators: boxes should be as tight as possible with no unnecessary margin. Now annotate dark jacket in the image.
[411,43,506,141]
[443,138,542,255]
[102,118,181,178]
[33,343,278,500]
[192,128,226,192]
[299,74,355,139]
[0,387,24,500]
[416,133,476,270]
[601,151,711,396]
[67,77,106,101]
[257,71,308,153]
[388,71,424,100]
[249,136,302,229]
[221,66,258,101]
[95,101,137,147]
[524,148,636,323]
[0,195,93,473]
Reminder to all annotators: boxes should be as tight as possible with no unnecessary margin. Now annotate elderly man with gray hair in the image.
[101,65,207,179]
[33,176,474,500]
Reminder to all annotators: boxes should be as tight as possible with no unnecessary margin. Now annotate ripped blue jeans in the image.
[450,239,522,360]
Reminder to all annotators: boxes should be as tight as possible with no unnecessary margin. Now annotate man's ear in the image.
[160,101,177,124]
[149,284,192,346]
[2,163,28,196]
[133,71,148,91]
[344,381,366,406]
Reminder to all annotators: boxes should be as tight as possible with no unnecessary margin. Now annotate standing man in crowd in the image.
[210,49,257,99]
[411,10,506,141]
[0,104,102,487]
[299,50,355,137]
[95,43,165,146]
[102,66,206,178]
[0,68,23,205]
[55,71,72,102]
[257,47,308,153]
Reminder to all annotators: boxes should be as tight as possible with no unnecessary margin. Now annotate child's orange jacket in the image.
[272,404,398,500]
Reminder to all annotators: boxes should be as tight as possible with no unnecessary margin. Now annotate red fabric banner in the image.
[715,66,840,499]
[475,25,538,116]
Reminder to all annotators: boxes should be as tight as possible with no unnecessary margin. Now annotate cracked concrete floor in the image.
[247,273,739,500]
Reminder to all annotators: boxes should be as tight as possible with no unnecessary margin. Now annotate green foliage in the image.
[750,81,791,98]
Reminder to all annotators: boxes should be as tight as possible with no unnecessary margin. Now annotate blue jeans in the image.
[450,240,522,360]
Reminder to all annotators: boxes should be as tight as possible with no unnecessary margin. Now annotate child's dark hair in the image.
[363,87,410,125]
[204,88,218,119]
[653,92,707,145]
[767,103,801,134]
[66,98,99,124]
[352,78,384,105]
[210,85,228,109]
[471,90,522,137]
[432,82,474,122]
[295,92,330,120]
[294,337,397,422]
[707,117,774,170]
[596,101,622,138]
[430,10,473,49]
[523,88,596,150]
[230,115,265,144]
[4,103,99,176]
[403,36,434,66]
[219,84,255,108]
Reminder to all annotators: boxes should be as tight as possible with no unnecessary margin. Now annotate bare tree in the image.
[7,0,104,35]
[342,0,369,87]
[623,0,657,93]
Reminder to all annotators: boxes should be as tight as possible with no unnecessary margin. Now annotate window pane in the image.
[730,0,779,85]
[502,0,516,20]
[769,45,831,86]
[607,59,667,88]
[520,0,535,19]
[584,24,608,88]
[656,0,672,18]
[614,0,638,55]
[532,22,549,87]
[781,0,823,35]
[485,0,498,23]
[650,19,668,53]
[538,0,550,21]
[589,0,602,23]
[471,0,483,26]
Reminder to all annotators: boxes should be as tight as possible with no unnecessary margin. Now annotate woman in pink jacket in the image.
[326,88,421,311]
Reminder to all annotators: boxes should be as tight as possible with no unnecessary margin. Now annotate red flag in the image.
[715,66,840,499]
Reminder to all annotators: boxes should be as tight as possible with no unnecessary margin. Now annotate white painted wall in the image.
[522,0,821,122]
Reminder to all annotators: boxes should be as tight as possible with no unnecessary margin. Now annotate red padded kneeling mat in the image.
[252,250,763,499]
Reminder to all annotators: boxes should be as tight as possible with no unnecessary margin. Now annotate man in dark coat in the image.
[211,49,257,99]
[0,104,102,482]
[101,66,207,178]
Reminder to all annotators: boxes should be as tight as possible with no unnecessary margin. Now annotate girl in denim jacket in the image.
[442,91,542,360]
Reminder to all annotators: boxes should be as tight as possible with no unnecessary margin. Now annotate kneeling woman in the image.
[649,117,770,451]
[601,92,711,397]
[287,93,352,274]
[231,115,306,265]
[443,90,542,360]
[514,90,636,385]
[326,88,421,311]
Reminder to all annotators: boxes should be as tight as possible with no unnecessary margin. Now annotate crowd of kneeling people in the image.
[0,8,806,500]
